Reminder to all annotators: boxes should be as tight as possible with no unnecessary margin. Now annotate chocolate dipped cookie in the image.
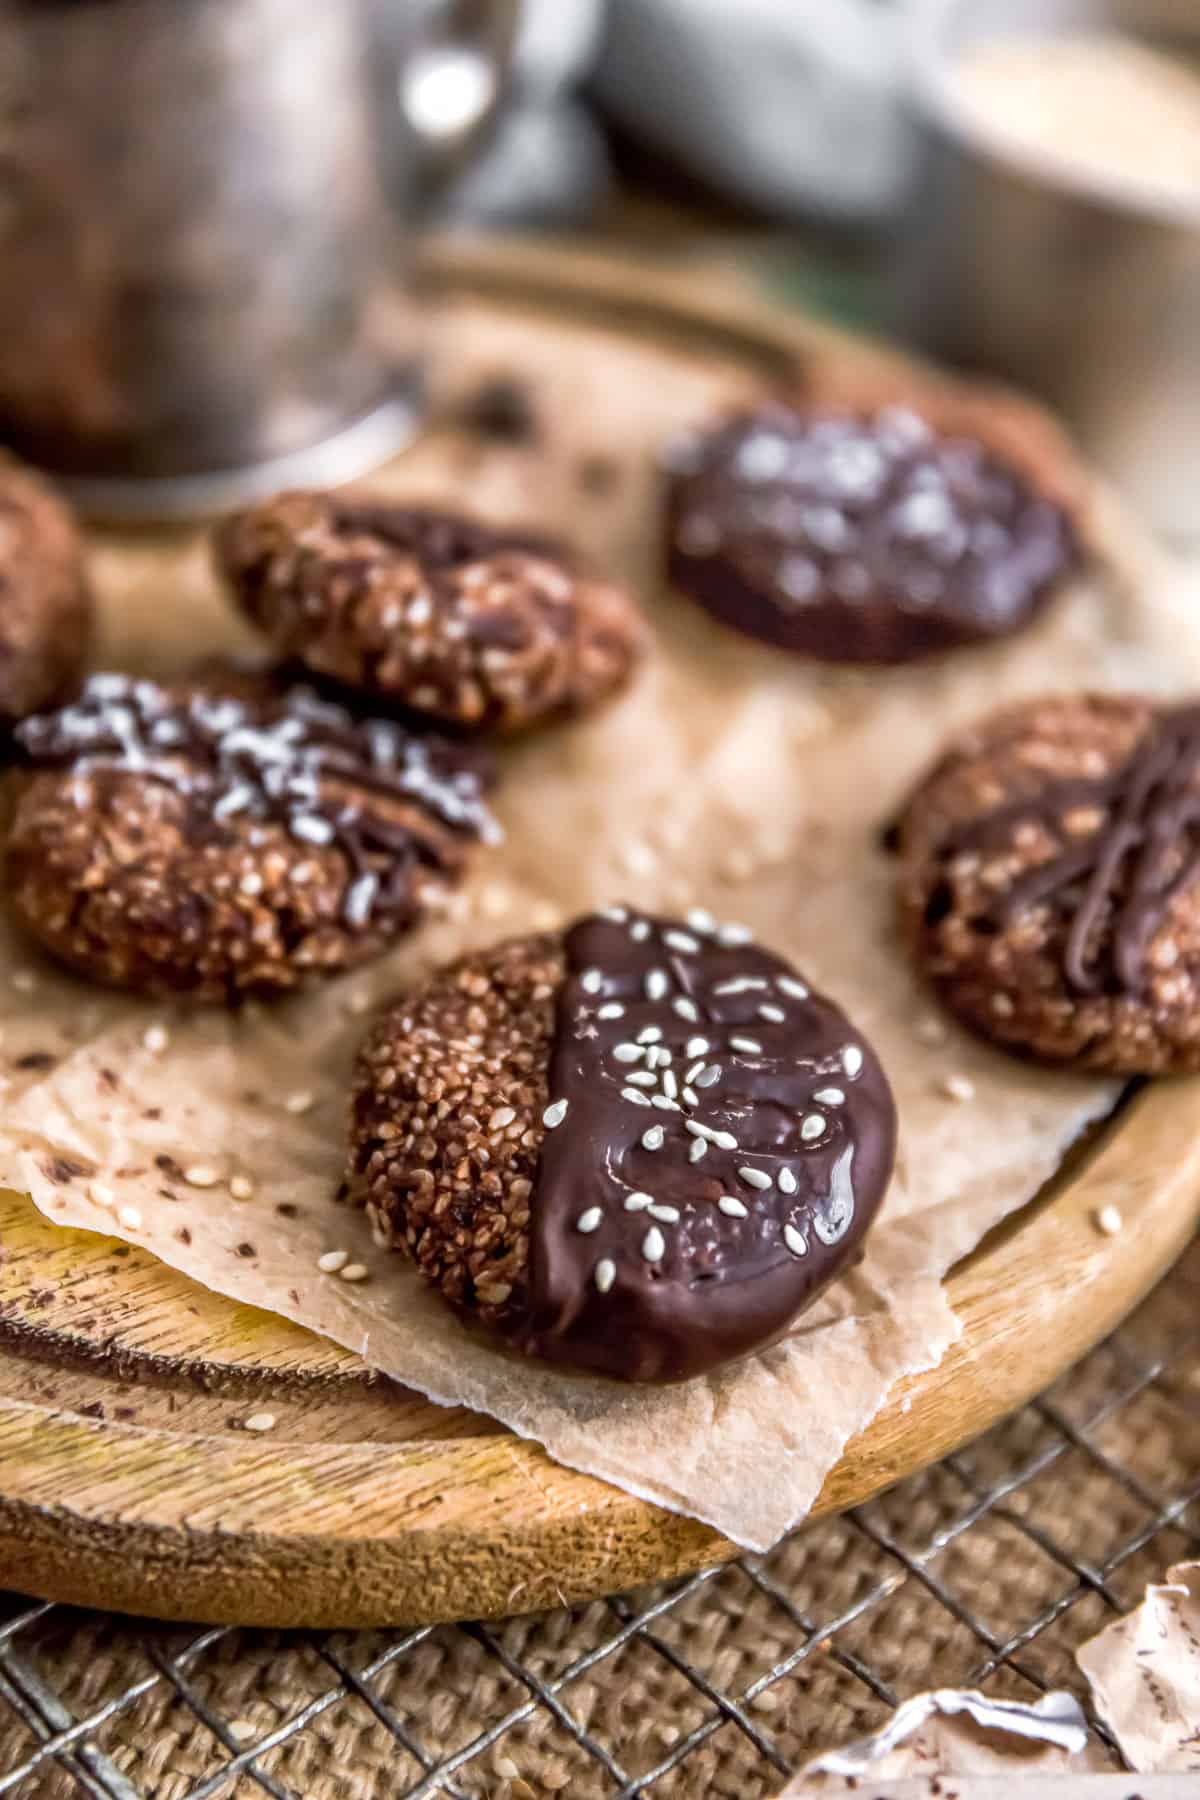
[0,458,90,727]
[5,673,497,999]
[216,493,645,734]
[898,693,1200,1072]
[350,908,896,1382]
[663,397,1079,664]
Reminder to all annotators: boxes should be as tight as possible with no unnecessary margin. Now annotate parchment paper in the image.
[0,295,1196,1550]
[1077,1561,1200,1771]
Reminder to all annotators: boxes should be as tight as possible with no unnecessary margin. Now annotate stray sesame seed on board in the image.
[1093,1204,1123,1236]
[243,1412,276,1433]
[318,1248,349,1274]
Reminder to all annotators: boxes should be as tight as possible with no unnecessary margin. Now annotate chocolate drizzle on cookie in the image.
[947,703,1200,996]
[524,909,896,1382]
[665,403,1077,664]
[16,674,498,930]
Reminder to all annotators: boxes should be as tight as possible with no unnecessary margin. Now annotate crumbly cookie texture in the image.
[216,493,646,734]
[897,693,1200,1072]
[663,386,1080,665]
[5,674,497,1000]
[350,910,896,1382]
[351,932,559,1330]
[0,457,90,726]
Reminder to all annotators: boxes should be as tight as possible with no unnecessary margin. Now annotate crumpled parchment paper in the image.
[1077,1561,1200,1771]
[0,293,1194,1549]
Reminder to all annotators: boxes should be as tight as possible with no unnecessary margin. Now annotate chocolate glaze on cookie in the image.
[7,674,497,997]
[898,694,1200,1072]
[0,459,90,727]
[665,402,1077,664]
[352,910,896,1383]
[218,492,644,734]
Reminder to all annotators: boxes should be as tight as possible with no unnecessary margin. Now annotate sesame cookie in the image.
[663,396,1079,664]
[6,673,497,999]
[216,493,645,734]
[0,457,90,726]
[897,694,1200,1072]
[350,907,896,1383]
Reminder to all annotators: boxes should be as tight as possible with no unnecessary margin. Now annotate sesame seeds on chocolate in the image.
[5,674,497,999]
[350,910,896,1382]
[216,492,646,735]
[664,399,1078,664]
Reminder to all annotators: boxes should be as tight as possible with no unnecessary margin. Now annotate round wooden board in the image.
[0,240,1197,1631]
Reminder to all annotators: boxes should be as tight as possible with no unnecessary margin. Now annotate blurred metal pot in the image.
[896,0,1200,538]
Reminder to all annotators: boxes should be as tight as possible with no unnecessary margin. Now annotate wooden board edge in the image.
[0,1080,1193,1627]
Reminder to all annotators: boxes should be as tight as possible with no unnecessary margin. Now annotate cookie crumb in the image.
[183,1165,220,1189]
[11,971,35,995]
[285,1090,315,1115]
[339,1262,369,1283]
[87,1181,114,1210]
[227,1719,257,1742]
[914,1014,948,1046]
[230,1175,254,1201]
[939,1073,976,1102]
[117,1204,143,1230]
[142,1024,169,1055]
[243,1412,276,1434]
[1094,1204,1123,1236]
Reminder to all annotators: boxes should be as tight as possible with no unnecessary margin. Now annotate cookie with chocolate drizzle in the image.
[5,673,497,999]
[898,693,1200,1071]
[663,398,1078,664]
[216,492,646,734]
[350,909,896,1383]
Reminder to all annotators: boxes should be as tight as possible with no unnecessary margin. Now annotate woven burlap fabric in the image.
[2,1238,1196,1799]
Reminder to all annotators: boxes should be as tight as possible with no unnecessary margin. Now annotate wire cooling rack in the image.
[0,1236,1197,1799]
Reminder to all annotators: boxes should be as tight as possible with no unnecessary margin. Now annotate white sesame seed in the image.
[340,1263,369,1283]
[662,1069,678,1099]
[685,1037,709,1059]
[117,1205,142,1230]
[184,1165,220,1189]
[801,1113,826,1141]
[730,1037,763,1055]
[625,1192,653,1211]
[543,1098,569,1128]
[784,1224,809,1257]
[686,1121,718,1142]
[687,908,716,933]
[642,1226,666,1262]
[717,922,752,946]
[622,1087,651,1106]
[230,1175,254,1201]
[613,1043,644,1064]
[285,1090,315,1115]
[87,1181,114,1210]
[645,969,669,1001]
[576,1207,603,1234]
[718,1196,748,1218]
[580,968,604,994]
[739,1166,772,1191]
[842,1045,864,1078]
[642,1125,665,1150]
[344,989,371,1016]
[626,1070,656,1088]
[713,978,767,996]
[489,1106,516,1131]
[318,1249,349,1273]
[940,1074,975,1103]
[991,993,1015,1017]
[630,920,651,942]
[244,1412,276,1433]
[664,930,700,954]
[685,1061,704,1084]
[597,1003,625,1020]
[777,977,809,999]
[646,1045,669,1069]
[758,1005,785,1023]
[239,871,263,896]
[813,1087,845,1106]
[600,905,628,923]
[142,1024,169,1055]
[621,838,657,877]
[689,1137,708,1162]
[914,1014,948,1045]
[648,1204,680,1224]
[695,1064,722,1088]
[595,1258,617,1293]
[651,1094,681,1111]
[1094,1204,1123,1237]
[637,1026,663,1044]
[672,996,700,1022]
[778,1167,798,1195]
[682,1086,699,1107]
[714,1130,738,1150]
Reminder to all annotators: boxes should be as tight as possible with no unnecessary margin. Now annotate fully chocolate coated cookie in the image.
[6,673,497,999]
[217,493,645,734]
[0,458,90,727]
[351,908,896,1383]
[664,399,1078,664]
[898,694,1200,1072]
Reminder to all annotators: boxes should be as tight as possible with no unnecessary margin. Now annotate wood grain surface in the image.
[0,239,1194,1630]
